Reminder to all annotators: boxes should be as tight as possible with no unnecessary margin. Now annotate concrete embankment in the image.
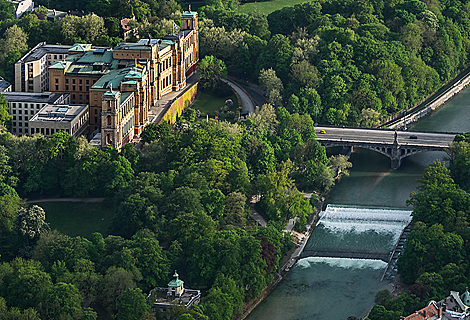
[383,65,470,130]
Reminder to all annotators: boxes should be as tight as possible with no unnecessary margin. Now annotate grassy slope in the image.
[237,0,309,15]
[192,91,237,118]
[34,201,115,239]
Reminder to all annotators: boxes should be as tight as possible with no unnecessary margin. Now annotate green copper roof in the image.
[461,288,470,306]
[182,11,197,17]
[69,43,91,53]
[49,61,71,69]
[168,270,184,287]
[102,90,120,99]
[122,80,137,85]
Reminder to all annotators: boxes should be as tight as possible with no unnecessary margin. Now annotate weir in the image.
[301,204,412,278]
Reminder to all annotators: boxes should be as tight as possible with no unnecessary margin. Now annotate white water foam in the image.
[320,204,412,223]
[296,256,387,270]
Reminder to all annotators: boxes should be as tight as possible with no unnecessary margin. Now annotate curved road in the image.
[222,79,255,114]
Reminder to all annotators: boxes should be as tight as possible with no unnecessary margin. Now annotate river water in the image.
[246,87,470,320]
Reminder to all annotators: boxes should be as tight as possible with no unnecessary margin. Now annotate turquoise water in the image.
[247,86,470,320]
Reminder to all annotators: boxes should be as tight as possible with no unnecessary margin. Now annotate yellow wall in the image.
[163,83,198,124]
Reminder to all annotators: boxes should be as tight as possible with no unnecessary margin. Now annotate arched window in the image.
[107,134,112,144]
[107,115,111,126]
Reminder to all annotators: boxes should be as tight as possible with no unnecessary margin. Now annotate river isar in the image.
[246,86,470,320]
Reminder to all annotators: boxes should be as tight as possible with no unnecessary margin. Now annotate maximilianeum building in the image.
[41,10,199,149]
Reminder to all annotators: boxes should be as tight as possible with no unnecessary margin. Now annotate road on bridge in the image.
[314,126,456,148]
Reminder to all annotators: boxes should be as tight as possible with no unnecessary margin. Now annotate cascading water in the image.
[247,205,412,320]
[302,205,412,260]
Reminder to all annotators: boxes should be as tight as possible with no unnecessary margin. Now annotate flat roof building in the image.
[3,91,70,136]
[14,42,72,93]
[29,104,89,137]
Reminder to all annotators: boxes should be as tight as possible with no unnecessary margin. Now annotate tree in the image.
[15,205,49,240]
[0,94,11,129]
[359,108,381,127]
[101,266,138,316]
[39,282,84,320]
[117,288,151,320]
[58,15,106,44]
[329,154,353,178]
[259,68,283,105]
[0,25,28,62]
[197,55,227,91]
[223,192,247,228]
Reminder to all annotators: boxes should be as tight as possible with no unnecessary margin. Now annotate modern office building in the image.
[14,42,73,93]
[29,104,89,137]
[3,91,70,135]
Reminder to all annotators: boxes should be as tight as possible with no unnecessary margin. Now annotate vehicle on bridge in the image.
[319,129,326,134]
[409,135,418,139]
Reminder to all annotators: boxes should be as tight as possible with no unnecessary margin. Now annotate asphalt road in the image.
[314,126,456,148]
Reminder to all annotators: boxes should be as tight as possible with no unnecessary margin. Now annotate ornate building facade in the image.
[47,9,199,149]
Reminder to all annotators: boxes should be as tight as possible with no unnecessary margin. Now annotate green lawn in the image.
[33,201,116,239]
[238,0,310,15]
[192,91,238,119]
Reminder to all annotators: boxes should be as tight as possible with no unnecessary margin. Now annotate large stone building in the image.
[45,9,199,149]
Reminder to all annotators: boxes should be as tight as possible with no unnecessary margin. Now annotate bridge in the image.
[315,126,457,169]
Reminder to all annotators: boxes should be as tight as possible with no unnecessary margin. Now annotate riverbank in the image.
[238,198,322,320]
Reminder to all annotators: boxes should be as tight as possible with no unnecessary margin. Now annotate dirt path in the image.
[26,198,106,204]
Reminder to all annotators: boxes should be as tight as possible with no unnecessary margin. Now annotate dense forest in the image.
[0,104,349,319]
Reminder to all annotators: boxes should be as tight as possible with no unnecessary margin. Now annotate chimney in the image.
[438,306,442,318]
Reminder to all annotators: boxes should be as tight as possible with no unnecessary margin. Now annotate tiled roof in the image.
[404,304,439,320]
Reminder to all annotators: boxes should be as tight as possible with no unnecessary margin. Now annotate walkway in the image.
[147,74,199,124]
[26,197,105,203]
[221,79,255,114]
[227,76,268,108]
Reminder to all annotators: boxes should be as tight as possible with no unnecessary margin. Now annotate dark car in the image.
[409,135,418,139]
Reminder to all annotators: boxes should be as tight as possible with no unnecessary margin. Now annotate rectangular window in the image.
[19,128,22,133]
[19,123,22,127]
[30,110,34,115]
[66,79,69,84]
[25,122,28,127]
[79,95,82,100]
[12,122,16,126]
[12,110,15,114]
[19,116,22,120]
[19,110,22,114]
[79,79,82,84]
[72,79,76,84]
[72,86,76,91]
[55,78,58,83]
[94,117,97,123]
[79,86,82,91]
[86,80,89,84]
[54,55,57,59]
[24,129,28,134]
[94,109,97,114]
[12,116,16,120]
[46,128,49,135]
[55,85,59,90]
[41,128,44,134]
[65,85,69,90]
[72,94,76,99]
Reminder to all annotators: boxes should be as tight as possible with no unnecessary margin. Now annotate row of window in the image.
[64,85,89,91]
[12,116,29,121]
[11,103,42,109]
[30,127,70,135]
[12,122,28,127]
[64,78,90,85]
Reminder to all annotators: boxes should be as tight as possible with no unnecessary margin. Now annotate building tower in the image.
[101,90,121,148]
